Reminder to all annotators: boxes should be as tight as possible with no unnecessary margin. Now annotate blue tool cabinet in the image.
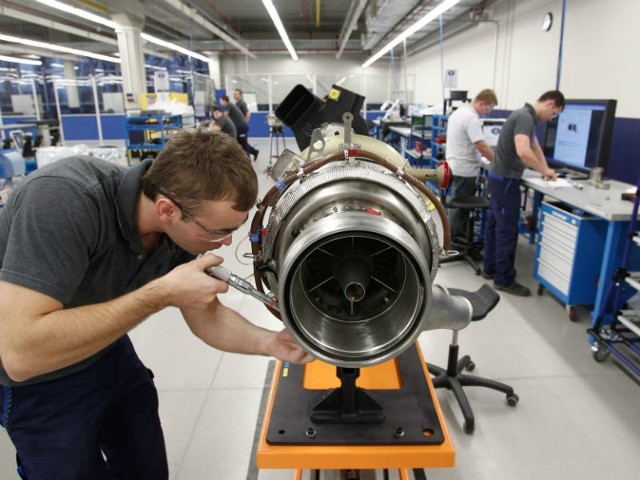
[124,114,182,165]
[534,201,608,318]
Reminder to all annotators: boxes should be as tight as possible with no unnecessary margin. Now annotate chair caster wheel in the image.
[506,393,519,406]
[465,361,476,372]
[593,346,610,363]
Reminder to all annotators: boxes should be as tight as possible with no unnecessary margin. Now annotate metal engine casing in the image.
[258,155,456,367]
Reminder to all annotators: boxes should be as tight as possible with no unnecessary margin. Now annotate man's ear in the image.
[156,198,175,224]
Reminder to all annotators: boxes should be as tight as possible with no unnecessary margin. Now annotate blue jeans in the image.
[0,337,168,480]
[483,175,522,286]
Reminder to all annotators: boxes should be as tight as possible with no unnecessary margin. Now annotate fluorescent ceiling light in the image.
[362,0,461,68]
[34,0,117,29]
[0,33,121,63]
[36,0,211,62]
[260,0,298,60]
[145,64,168,71]
[140,33,209,62]
[0,54,42,66]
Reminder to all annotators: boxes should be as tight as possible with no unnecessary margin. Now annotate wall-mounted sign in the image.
[444,69,458,89]
[154,71,170,92]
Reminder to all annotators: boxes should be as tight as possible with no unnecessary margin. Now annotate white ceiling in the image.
[0,0,494,61]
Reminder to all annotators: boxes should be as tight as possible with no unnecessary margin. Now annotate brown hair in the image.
[141,129,257,212]
[538,90,565,108]
[474,89,498,105]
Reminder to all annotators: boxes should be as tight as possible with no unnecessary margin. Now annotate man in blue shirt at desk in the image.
[483,90,564,296]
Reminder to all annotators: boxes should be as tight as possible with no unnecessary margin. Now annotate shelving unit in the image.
[404,114,432,167]
[430,114,448,167]
[124,114,182,165]
[588,177,640,378]
[419,114,448,197]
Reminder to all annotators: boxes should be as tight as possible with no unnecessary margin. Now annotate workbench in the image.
[522,172,640,328]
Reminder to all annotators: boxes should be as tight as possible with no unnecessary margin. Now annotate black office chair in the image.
[446,195,490,274]
[442,175,490,275]
[427,284,519,434]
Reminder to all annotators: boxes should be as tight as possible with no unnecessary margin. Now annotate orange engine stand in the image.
[256,342,455,477]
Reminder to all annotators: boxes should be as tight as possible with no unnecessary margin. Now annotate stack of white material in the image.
[36,145,124,169]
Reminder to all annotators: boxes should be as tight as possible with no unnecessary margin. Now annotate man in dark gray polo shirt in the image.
[483,90,564,296]
[0,129,312,479]
[221,94,259,162]
[211,105,237,138]
[234,88,251,123]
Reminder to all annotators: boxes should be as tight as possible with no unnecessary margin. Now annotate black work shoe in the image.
[494,281,531,297]
[481,271,494,280]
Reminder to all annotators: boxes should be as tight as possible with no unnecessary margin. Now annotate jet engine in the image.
[249,85,472,368]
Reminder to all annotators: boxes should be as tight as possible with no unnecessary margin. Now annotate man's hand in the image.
[152,254,229,311]
[262,329,315,364]
[542,168,557,181]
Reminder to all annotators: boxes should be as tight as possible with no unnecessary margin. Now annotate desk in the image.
[388,125,411,137]
[387,125,433,167]
[378,118,409,140]
[522,173,640,328]
[388,125,411,157]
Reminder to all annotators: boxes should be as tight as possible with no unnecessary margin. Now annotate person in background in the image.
[220,94,259,162]
[211,105,237,139]
[0,129,312,479]
[233,88,251,123]
[445,89,498,240]
[233,89,260,161]
[483,90,565,296]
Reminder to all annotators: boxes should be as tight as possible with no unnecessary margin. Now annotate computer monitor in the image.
[543,99,617,175]
[482,119,506,148]
[410,115,425,129]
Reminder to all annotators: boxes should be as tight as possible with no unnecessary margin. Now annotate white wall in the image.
[404,0,640,117]
[561,0,640,116]
[220,0,640,117]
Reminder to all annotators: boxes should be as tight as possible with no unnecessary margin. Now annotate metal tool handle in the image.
[204,263,280,312]
[205,265,232,283]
